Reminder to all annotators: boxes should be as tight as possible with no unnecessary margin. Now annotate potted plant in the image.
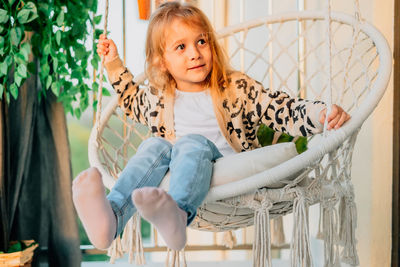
[0,240,38,267]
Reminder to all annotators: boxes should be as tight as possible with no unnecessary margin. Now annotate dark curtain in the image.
[0,57,81,266]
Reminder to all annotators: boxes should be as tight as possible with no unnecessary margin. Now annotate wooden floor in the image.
[82,260,289,267]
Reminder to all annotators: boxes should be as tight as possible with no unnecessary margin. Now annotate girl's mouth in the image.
[188,64,205,70]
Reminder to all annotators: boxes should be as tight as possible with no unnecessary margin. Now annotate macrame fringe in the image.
[317,204,325,240]
[291,192,313,267]
[121,213,146,265]
[107,213,145,265]
[339,196,359,266]
[322,200,341,267]
[107,236,123,264]
[166,249,187,267]
[251,197,273,267]
[271,217,286,247]
[222,230,237,249]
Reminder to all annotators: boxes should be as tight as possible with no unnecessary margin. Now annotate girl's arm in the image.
[97,35,150,125]
[261,89,349,136]
[319,105,351,130]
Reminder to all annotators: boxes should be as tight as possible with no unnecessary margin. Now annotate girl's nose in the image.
[188,46,201,60]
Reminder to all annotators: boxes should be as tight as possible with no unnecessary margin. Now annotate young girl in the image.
[72,1,350,252]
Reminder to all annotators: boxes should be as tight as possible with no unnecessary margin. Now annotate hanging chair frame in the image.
[86,7,392,266]
[88,11,392,201]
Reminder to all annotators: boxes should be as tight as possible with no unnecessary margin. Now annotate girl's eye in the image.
[198,39,206,45]
[176,44,185,50]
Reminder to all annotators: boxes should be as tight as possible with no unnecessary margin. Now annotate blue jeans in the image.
[107,134,223,237]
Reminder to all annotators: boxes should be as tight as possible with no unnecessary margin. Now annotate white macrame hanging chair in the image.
[88,0,392,266]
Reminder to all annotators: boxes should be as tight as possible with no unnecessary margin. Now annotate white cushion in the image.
[159,142,299,190]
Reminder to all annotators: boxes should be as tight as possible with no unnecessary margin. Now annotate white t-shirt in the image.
[174,89,236,156]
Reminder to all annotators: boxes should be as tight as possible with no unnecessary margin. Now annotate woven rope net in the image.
[88,5,391,267]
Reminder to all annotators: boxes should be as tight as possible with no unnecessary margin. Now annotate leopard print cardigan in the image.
[105,57,325,153]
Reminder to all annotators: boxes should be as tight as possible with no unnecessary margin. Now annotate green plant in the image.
[0,240,37,253]
[0,0,109,118]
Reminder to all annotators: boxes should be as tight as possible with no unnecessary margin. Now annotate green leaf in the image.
[17,9,30,24]
[10,83,18,99]
[56,30,61,45]
[56,10,64,26]
[92,99,98,110]
[0,9,9,24]
[17,64,27,78]
[0,62,8,76]
[295,137,308,154]
[14,72,23,86]
[46,76,52,89]
[8,0,17,6]
[93,15,102,25]
[38,3,50,16]
[5,55,13,67]
[10,27,22,46]
[102,87,110,96]
[14,53,26,64]
[0,84,3,96]
[257,124,275,147]
[92,81,98,92]
[21,42,30,61]
[90,58,98,69]
[0,25,4,33]
[75,46,87,60]
[27,62,36,74]
[7,241,21,253]
[71,69,81,80]
[89,0,97,12]
[57,52,66,62]
[74,108,81,119]
[41,63,50,77]
[51,81,59,96]
[94,29,103,39]
[24,2,38,23]
[277,133,293,143]
[43,43,51,55]
[53,57,58,70]
[0,47,4,57]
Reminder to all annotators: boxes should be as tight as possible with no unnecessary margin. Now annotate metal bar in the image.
[81,244,291,255]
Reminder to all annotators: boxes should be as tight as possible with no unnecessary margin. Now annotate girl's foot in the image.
[72,167,116,249]
[132,187,187,250]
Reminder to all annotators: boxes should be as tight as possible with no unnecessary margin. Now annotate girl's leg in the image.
[107,137,172,236]
[132,134,222,250]
[169,134,222,224]
[73,137,172,249]
[72,167,116,249]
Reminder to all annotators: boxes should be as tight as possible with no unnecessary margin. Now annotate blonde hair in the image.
[145,1,231,97]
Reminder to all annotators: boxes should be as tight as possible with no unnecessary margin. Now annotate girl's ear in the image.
[154,56,167,72]
[159,62,167,72]
[159,58,167,72]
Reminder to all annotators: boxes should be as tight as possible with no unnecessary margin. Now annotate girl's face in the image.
[162,18,212,92]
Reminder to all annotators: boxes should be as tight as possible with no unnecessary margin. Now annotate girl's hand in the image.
[97,34,119,63]
[319,104,351,130]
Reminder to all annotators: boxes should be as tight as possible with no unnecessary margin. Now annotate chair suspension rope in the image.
[95,0,109,141]
[323,0,333,136]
